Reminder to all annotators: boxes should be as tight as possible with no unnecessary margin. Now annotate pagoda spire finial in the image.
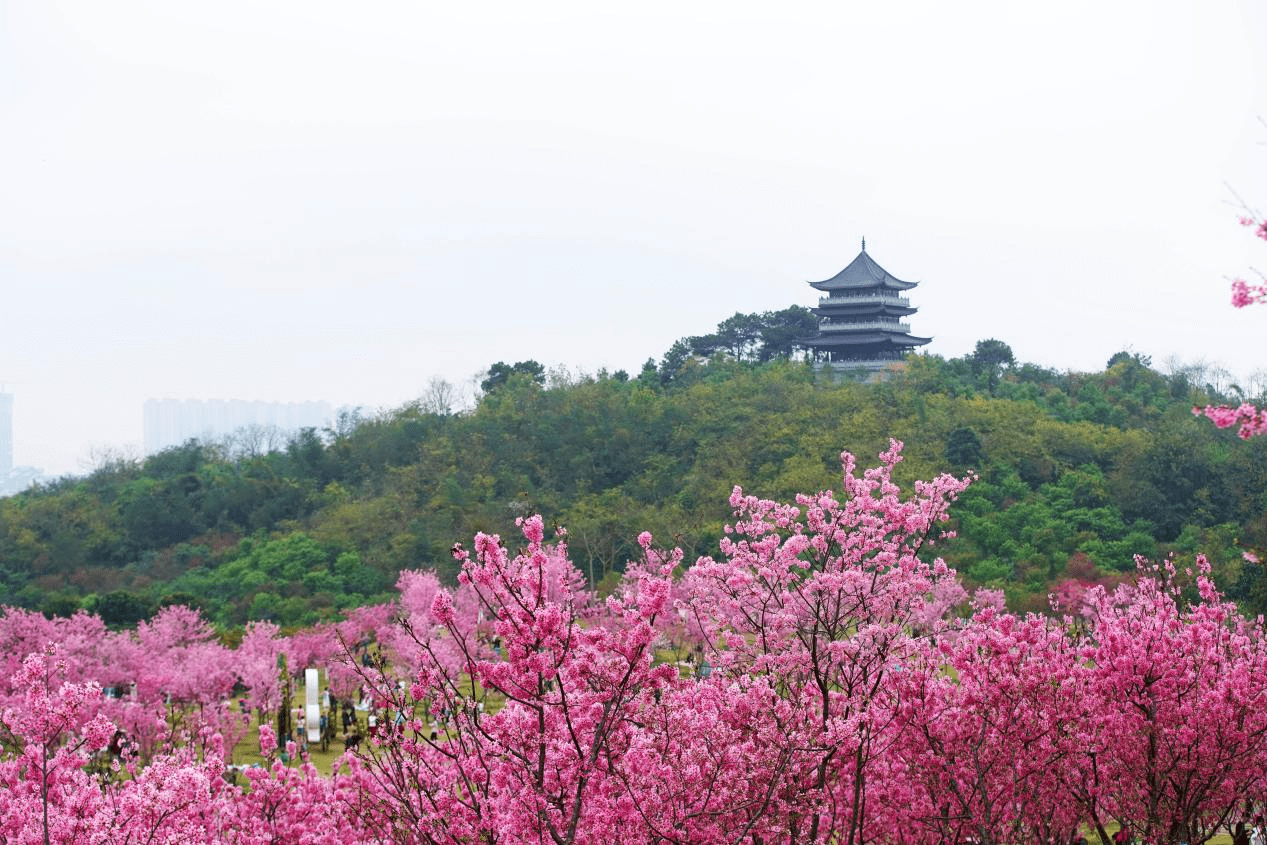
[861,236,866,252]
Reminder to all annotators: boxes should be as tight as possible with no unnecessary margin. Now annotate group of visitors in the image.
[249,666,480,760]
[1092,811,1267,845]
[1232,813,1267,845]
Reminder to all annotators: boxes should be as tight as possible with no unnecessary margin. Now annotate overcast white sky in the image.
[2,0,1266,476]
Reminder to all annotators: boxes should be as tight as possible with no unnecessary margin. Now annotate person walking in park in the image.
[1249,815,1266,845]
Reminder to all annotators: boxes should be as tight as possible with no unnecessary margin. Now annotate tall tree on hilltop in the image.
[481,360,546,394]
[969,338,1015,394]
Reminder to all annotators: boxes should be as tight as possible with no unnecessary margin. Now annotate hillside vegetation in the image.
[2,335,1265,628]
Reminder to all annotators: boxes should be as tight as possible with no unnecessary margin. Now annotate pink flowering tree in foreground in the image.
[0,646,378,844]
[0,647,115,845]
[884,608,1088,845]
[616,548,707,661]
[0,646,236,845]
[220,723,373,845]
[343,516,675,844]
[674,440,972,845]
[1075,557,1267,844]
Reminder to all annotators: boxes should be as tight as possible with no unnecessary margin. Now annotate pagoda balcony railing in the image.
[819,294,910,307]
[820,321,912,334]
[813,358,910,379]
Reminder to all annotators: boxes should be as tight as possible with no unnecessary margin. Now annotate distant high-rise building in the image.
[0,392,12,475]
[0,391,48,497]
[142,398,335,455]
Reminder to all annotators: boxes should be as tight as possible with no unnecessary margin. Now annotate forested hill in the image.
[3,341,1266,629]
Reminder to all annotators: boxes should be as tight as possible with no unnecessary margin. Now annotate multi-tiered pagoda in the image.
[800,240,930,375]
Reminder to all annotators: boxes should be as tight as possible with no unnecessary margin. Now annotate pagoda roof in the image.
[803,332,931,350]
[809,248,918,293]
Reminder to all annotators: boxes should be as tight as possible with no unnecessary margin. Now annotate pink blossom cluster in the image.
[0,645,372,845]
[1231,278,1267,308]
[1241,215,1267,243]
[0,603,251,763]
[1193,402,1267,439]
[3,445,1267,843]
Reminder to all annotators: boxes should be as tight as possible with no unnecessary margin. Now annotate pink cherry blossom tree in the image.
[379,569,452,681]
[678,440,972,845]
[883,608,1088,845]
[130,605,236,710]
[1075,556,1267,843]
[612,543,705,662]
[347,515,676,844]
[0,646,114,845]
[219,723,374,845]
[237,620,285,723]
